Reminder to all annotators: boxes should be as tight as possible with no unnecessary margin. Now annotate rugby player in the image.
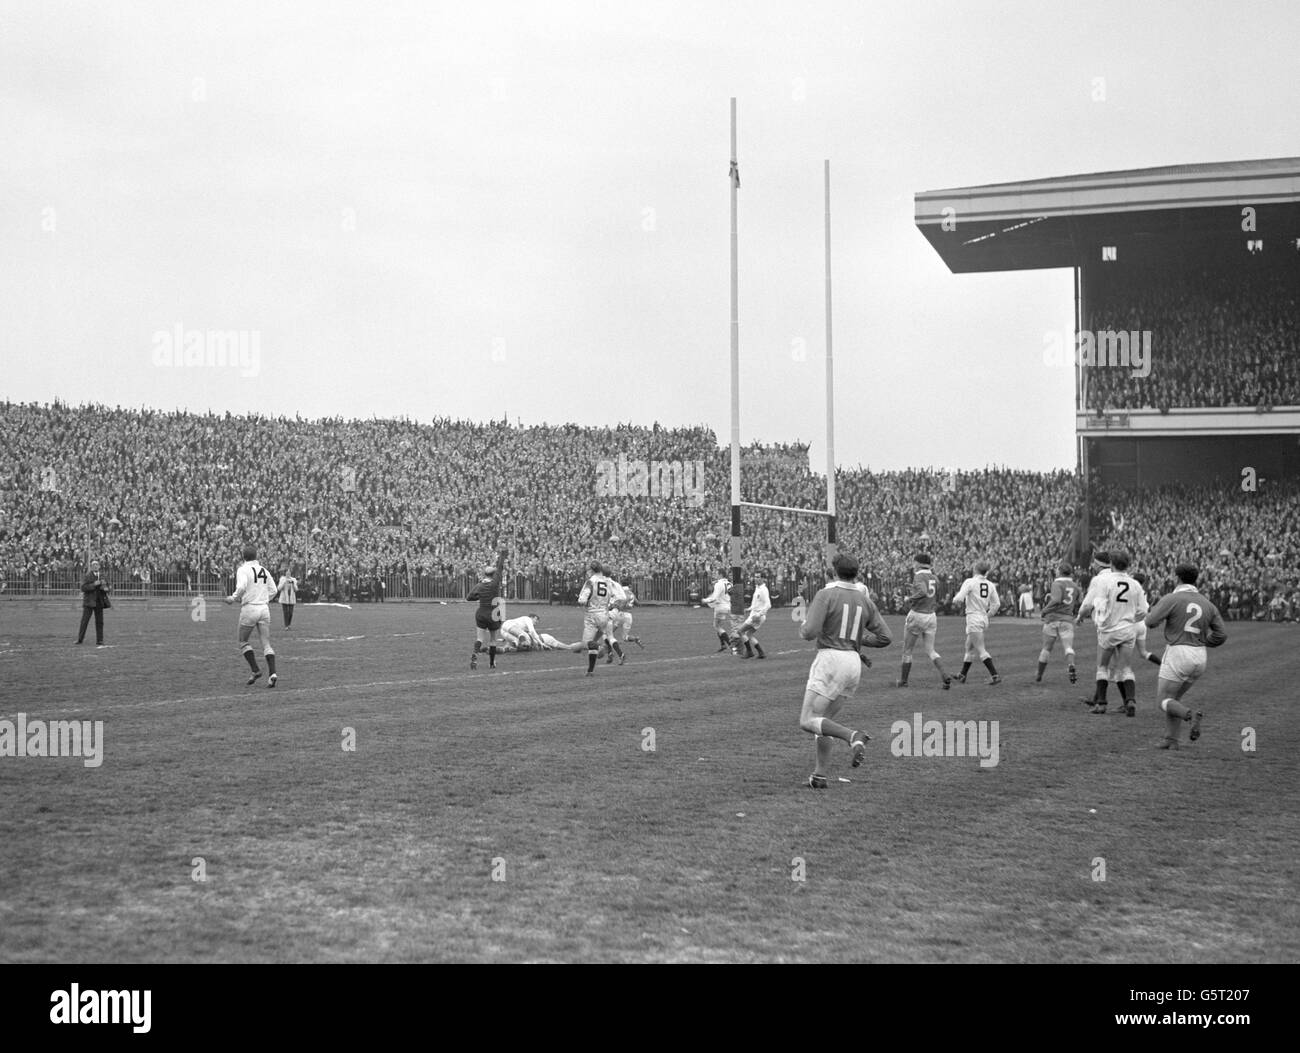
[897,553,950,688]
[1078,550,1148,715]
[734,572,771,659]
[951,561,1001,685]
[704,573,735,651]
[1036,562,1079,684]
[466,555,505,670]
[797,553,893,789]
[1144,562,1227,749]
[223,544,283,687]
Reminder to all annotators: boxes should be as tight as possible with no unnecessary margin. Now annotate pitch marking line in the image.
[0,648,807,719]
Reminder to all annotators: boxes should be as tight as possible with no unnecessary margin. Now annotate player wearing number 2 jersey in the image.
[1144,562,1226,750]
[797,553,892,790]
[1077,550,1148,716]
[951,561,1001,685]
[897,553,951,689]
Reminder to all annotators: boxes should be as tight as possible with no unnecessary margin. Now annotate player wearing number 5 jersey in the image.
[1144,562,1226,750]
[897,553,951,689]
[577,561,621,677]
[951,561,1001,685]
[224,544,283,687]
[797,553,892,790]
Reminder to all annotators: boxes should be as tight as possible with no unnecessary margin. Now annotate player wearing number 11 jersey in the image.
[1144,562,1226,750]
[797,553,893,789]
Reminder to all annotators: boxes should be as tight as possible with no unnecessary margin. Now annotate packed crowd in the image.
[1092,480,1300,621]
[1,403,1081,594]
[1084,265,1300,412]
[1,402,1293,620]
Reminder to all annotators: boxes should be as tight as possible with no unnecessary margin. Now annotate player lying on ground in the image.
[897,553,950,688]
[951,560,1001,684]
[1144,561,1226,749]
[797,552,893,789]
[1078,550,1148,715]
[224,544,284,687]
[500,613,546,652]
[733,573,770,659]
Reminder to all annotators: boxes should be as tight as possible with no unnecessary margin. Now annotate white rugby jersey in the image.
[952,574,999,617]
[705,578,732,611]
[230,561,279,606]
[1089,572,1148,632]
[748,583,771,617]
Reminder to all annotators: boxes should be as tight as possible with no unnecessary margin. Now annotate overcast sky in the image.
[4,0,1298,472]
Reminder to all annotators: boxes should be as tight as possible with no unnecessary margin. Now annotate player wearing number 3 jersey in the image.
[951,560,1001,685]
[1144,562,1226,750]
[797,553,892,789]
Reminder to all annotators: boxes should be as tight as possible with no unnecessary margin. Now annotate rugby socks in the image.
[1036,659,1047,681]
[982,657,998,677]
[488,646,497,669]
[243,651,259,673]
[717,631,730,650]
[960,661,972,679]
[753,642,765,658]
[587,649,598,674]
[266,653,276,676]
[1118,679,1134,703]
[899,657,911,685]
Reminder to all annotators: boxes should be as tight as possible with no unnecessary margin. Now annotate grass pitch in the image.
[0,598,1295,963]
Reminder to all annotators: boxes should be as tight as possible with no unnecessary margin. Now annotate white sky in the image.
[3,0,1298,471]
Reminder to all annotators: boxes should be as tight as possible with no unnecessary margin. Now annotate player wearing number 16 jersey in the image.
[897,553,951,689]
[797,553,893,789]
[951,561,1001,685]
[1144,562,1226,750]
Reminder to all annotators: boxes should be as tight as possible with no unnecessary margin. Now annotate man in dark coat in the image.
[76,560,111,646]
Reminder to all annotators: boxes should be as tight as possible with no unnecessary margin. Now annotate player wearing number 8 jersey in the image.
[797,553,893,789]
[951,561,1001,684]
[1144,562,1226,750]
[897,554,951,689]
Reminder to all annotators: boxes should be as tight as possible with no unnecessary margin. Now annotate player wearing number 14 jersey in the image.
[951,561,1001,685]
[797,553,893,789]
[897,553,951,689]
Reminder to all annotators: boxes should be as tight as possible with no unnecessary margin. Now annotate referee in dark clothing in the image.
[76,560,111,646]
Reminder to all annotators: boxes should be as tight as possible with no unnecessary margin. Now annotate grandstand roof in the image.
[915,157,1300,272]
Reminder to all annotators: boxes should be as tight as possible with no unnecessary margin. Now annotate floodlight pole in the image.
[729,98,743,615]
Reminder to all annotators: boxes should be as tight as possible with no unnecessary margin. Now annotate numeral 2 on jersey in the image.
[1184,602,1202,634]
